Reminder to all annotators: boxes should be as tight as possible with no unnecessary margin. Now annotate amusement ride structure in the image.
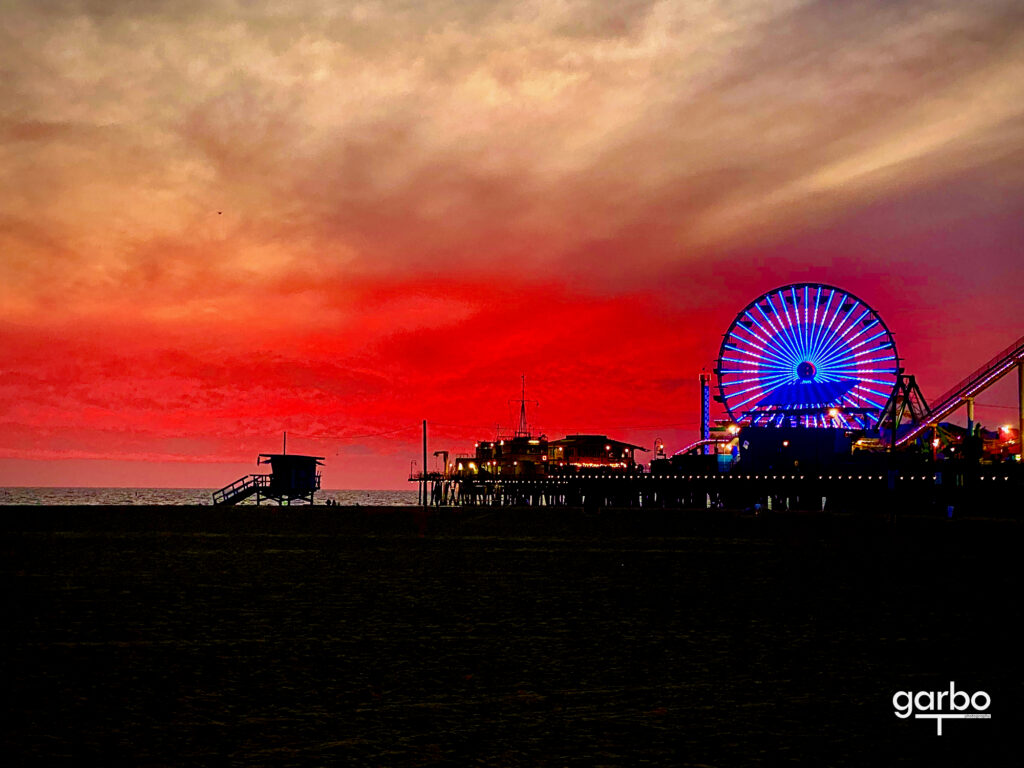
[711,282,1024,452]
[715,283,900,430]
[893,334,1024,448]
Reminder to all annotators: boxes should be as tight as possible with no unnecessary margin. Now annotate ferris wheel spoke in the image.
[810,285,824,339]
[724,385,770,403]
[817,338,858,371]
[810,287,836,346]
[821,325,885,365]
[822,321,880,363]
[841,388,875,407]
[841,349,896,366]
[808,304,844,365]
[776,288,799,352]
[847,383,889,409]
[732,321,791,368]
[848,345,897,363]
[730,388,776,411]
[816,306,869,365]
[729,375,795,403]
[809,291,848,364]
[857,385,892,402]
[771,290,808,363]
[815,325,865,375]
[734,323,793,361]
[799,285,815,357]
[825,301,865,350]
[788,285,810,358]
[843,330,891,358]
[756,295,797,362]
[728,329,793,369]
[802,286,811,350]
[719,372,792,384]
[751,302,794,365]
[722,373,788,389]
[723,372,792,392]
[854,377,898,387]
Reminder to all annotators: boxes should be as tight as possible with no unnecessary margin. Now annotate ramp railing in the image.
[212,474,271,506]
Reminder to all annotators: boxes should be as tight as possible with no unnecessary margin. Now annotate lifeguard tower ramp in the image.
[213,453,324,506]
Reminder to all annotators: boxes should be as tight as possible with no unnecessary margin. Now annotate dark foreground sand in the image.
[3,506,1022,765]
[2,502,1018,533]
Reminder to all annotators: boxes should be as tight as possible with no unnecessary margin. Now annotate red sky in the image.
[1,1,1023,488]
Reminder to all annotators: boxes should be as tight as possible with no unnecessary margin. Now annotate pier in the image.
[411,285,1023,516]
[412,465,1021,516]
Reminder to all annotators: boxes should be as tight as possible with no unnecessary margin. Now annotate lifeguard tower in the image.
[213,446,324,506]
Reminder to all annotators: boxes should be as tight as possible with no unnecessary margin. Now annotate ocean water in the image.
[0,487,419,506]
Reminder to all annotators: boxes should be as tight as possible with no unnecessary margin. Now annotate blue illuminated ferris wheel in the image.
[715,284,900,429]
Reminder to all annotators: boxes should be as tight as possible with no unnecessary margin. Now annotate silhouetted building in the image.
[213,452,323,506]
[548,435,645,472]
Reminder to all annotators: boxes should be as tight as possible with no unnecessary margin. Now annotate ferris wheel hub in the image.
[797,361,816,380]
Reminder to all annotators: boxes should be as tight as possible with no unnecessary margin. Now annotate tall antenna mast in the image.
[511,374,538,438]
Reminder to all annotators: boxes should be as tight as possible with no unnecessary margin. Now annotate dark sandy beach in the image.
[3,505,1021,765]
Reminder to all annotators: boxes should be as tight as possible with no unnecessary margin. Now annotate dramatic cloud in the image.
[1,1,1022,486]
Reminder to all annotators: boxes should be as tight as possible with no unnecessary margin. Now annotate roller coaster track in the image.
[895,333,1024,447]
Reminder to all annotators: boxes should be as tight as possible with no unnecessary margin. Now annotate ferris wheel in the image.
[715,283,900,429]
